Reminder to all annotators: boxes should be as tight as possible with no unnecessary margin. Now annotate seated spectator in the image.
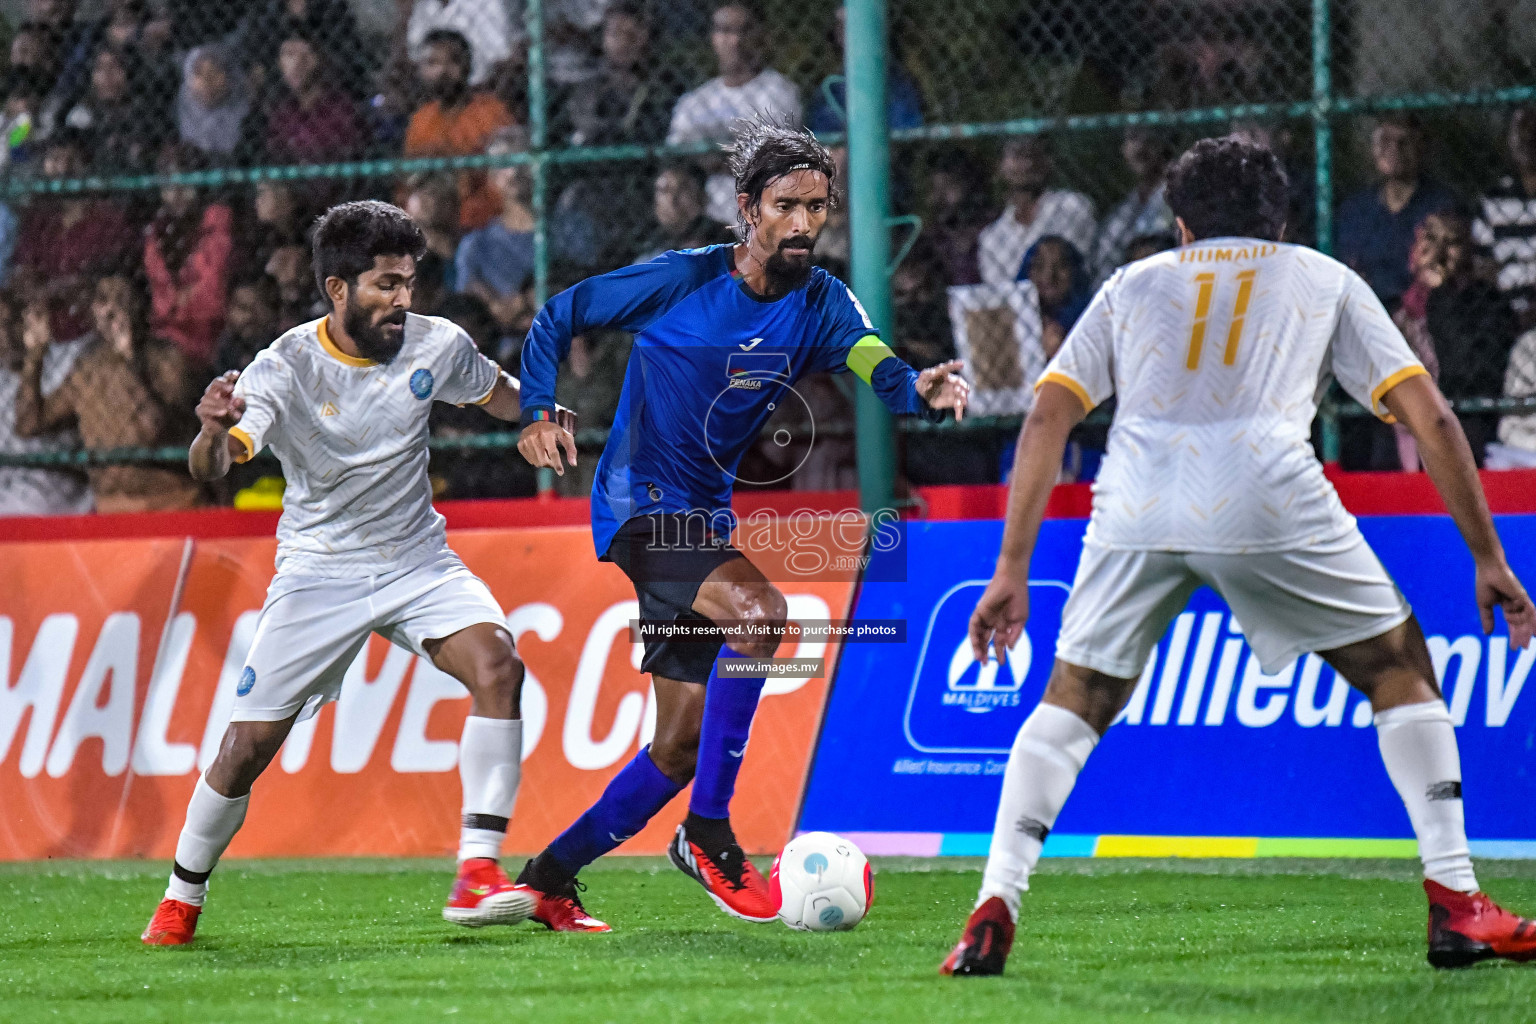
[805,6,923,135]
[238,0,373,99]
[266,242,323,331]
[922,149,986,287]
[1336,115,1457,307]
[213,274,282,376]
[1492,324,1536,467]
[891,239,955,368]
[64,45,165,172]
[554,1,676,148]
[1396,209,1518,466]
[0,289,93,516]
[400,0,514,88]
[634,163,736,264]
[404,29,514,231]
[14,273,200,513]
[176,42,255,161]
[12,129,138,340]
[405,172,463,312]
[7,21,63,137]
[143,145,235,371]
[107,1,179,107]
[1475,107,1536,330]
[456,131,537,334]
[1124,231,1178,265]
[1092,128,1176,284]
[264,31,364,163]
[668,2,802,224]
[977,135,1096,285]
[26,0,103,129]
[237,179,310,279]
[0,67,51,170]
[1017,234,1091,359]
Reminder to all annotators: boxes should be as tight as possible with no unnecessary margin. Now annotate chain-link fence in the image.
[1,0,1534,515]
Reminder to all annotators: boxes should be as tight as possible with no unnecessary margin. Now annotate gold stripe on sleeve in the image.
[229,426,256,464]
[1369,364,1430,423]
[1035,371,1093,412]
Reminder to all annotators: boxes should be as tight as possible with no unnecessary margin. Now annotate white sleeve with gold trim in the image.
[1330,270,1428,421]
[1038,278,1117,410]
[229,349,293,462]
[432,320,502,406]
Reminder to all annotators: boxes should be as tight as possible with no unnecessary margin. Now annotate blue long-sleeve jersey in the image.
[519,244,942,556]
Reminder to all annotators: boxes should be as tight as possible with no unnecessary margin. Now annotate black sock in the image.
[517,849,574,892]
[684,811,736,856]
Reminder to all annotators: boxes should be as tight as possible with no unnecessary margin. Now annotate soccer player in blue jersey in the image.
[511,119,969,930]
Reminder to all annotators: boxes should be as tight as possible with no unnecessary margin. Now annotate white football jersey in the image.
[1042,239,1426,553]
[231,313,501,576]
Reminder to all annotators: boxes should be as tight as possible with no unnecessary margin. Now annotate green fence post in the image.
[845,0,896,516]
[1312,0,1341,462]
[526,0,556,494]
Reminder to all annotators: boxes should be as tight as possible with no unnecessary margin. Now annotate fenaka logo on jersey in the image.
[319,402,338,417]
[726,352,790,390]
[409,368,434,400]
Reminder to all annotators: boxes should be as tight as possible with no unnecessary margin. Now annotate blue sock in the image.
[547,746,682,874]
[688,649,766,820]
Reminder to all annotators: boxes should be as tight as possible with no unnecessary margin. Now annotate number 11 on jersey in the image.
[1186,269,1258,370]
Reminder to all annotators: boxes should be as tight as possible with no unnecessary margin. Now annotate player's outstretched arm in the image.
[1383,372,1536,647]
[969,382,1086,664]
[188,371,246,482]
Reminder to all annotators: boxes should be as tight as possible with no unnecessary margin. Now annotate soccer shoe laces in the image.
[702,842,750,892]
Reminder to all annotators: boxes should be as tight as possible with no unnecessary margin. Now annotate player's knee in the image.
[649,726,700,785]
[210,724,287,795]
[726,583,788,659]
[465,645,525,717]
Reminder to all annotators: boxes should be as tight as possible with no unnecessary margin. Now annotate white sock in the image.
[165,775,250,906]
[458,716,523,862]
[977,703,1100,921]
[1374,700,1478,893]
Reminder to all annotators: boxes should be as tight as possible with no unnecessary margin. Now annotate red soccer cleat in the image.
[668,824,777,923]
[941,896,1016,976]
[141,898,201,946]
[525,880,611,933]
[1426,879,1536,968]
[443,858,537,927]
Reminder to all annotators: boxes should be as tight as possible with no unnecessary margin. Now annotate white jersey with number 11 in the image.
[1040,238,1427,554]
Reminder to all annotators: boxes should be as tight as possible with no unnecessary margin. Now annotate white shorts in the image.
[231,550,507,723]
[1055,530,1412,678]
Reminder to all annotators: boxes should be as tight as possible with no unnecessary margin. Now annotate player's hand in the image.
[969,571,1030,664]
[917,359,970,422]
[196,371,246,433]
[518,419,578,476]
[21,303,51,354]
[1475,557,1536,649]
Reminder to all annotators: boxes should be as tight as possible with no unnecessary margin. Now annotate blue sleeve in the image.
[809,272,944,422]
[518,249,720,424]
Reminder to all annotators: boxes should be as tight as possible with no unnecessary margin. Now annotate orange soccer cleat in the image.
[1426,879,1536,968]
[668,823,777,923]
[141,898,201,946]
[513,864,612,933]
[941,896,1015,976]
[442,858,537,927]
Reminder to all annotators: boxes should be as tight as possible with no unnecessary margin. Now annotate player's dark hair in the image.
[421,28,472,74]
[1165,135,1289,242]
[311,200,426,307]
[728,116,839,238]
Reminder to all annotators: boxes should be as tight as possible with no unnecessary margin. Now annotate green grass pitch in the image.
[3,857,1535,1023]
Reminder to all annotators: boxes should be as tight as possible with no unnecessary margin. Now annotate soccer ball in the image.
[770,831,873,931]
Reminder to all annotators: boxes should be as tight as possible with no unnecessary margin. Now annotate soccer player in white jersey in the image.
[943,137,1536,975]
[142,201,575,945]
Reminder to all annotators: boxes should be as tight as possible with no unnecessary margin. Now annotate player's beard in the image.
[347,304,408,363]
[764,235,817,294]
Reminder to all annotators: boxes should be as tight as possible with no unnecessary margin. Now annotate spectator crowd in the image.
[1,0,1535,515]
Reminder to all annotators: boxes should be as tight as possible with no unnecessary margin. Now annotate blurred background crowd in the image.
[0,0,1534,515]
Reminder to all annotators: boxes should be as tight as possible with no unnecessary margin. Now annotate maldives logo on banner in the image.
[0,527,854,861]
